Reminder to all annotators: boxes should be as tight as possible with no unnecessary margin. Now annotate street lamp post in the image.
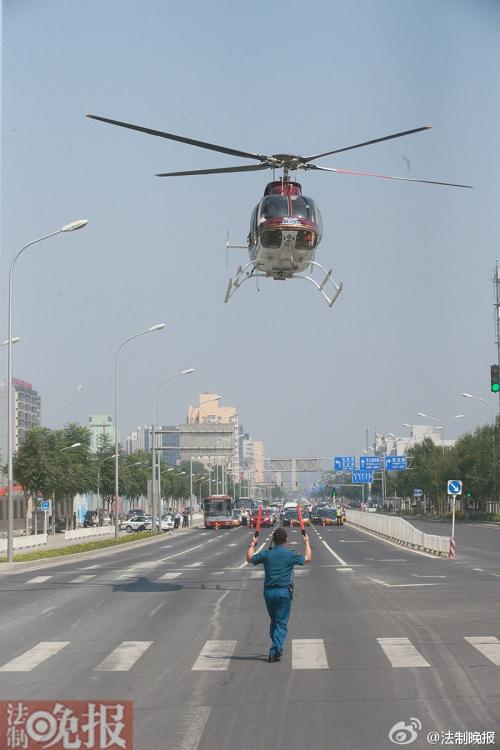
[6,219,88,562]
[153,368,194,534]
[114,323,165,539]
[416,412,464,454]
[462,393,497,505]
[188,395,221,526]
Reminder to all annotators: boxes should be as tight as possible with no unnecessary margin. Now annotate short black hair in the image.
[273,527,287,545]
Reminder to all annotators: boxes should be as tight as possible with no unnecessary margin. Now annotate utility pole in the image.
[493,262,500,417]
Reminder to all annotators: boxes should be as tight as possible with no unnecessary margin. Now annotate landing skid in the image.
[224,259,343,308]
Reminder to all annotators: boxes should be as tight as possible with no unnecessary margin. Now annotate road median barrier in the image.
[346,510,449,557]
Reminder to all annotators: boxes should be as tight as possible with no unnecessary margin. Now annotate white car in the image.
[120,515,148,533]
[145,515,174,532]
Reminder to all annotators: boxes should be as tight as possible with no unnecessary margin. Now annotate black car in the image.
[83,511,99,528]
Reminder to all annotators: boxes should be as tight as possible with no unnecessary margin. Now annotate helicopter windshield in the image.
[260,196,288,221]
[290,195,317,221]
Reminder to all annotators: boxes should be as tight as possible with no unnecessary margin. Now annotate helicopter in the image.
[87,115,472,307]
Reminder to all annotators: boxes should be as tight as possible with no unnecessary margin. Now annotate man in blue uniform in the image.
[246,526,311,662]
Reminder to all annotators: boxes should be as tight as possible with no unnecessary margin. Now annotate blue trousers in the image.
[264,587,291,656]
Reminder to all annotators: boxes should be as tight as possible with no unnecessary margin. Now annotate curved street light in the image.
[114,323,165,539]
[416,412,464,453]
[153,367,195,533]
[7,219,88,562]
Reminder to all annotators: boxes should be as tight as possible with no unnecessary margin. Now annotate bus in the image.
[202,495,234,529]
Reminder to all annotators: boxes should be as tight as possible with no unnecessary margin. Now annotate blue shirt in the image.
[252,545,305,588]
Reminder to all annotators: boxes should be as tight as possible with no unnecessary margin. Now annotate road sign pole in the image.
[450,494,457,558]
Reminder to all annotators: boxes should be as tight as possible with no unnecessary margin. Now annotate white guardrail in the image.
[0,533,48,552]
[345,510,449,556]
[64,527,114,540]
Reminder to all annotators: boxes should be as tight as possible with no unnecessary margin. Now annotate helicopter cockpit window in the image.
[290,196,315,220]
[260,196,288,221]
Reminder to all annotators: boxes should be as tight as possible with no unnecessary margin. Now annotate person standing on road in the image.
[246,527,311,662]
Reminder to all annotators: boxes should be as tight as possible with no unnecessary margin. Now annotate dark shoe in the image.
[274,653,281,662]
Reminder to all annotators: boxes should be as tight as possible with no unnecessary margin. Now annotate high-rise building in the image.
[88,414,116,453]
[126,425,180,465]
[0,378,41,463]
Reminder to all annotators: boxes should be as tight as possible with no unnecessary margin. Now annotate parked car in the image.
[120,515,148,533]
[83,511,99,528]
[126,508,146,519]
[144,515,174,532]
[231,510,241,527]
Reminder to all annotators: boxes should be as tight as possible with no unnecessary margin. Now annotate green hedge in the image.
[0,531,156,562]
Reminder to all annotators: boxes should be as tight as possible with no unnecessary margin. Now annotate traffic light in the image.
[331,488,336,498]
[491,364,500,393]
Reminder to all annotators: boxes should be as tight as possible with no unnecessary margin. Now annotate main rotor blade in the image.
[303,126,432,162]
[156,164,269,177]
[308,164,473,188]
[86,114,266,162]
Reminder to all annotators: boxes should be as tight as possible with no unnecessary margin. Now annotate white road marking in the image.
[0,642,70,672]
[227,543,237,547]
[465,636,500,665]
[81,564,102,569]
[237,540,266,568]
[191,640,237,671]
[338,540,367,543]
[185,562,203,567]
[26,576,52,583]
[95,641,153,671]
[368,577,443,588]
[377,637,430,668]
[250,570,264,578]
[321,539,348,566]
[292,639,329,670]
[148,602,166,617]
[212,571,225,575]
[159,572,182,580]
[178,706,212,750]
[69,574,96,583]
[336,567,353,572]
[412,575,446,579]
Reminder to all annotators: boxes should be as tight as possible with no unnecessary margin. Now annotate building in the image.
[0,378,42,464]
[88,414,116,453]
[376,425,456,456]
[127,425,181,465]
[187,393,236,424]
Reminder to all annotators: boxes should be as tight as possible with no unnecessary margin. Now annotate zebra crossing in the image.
[1,635,499,673]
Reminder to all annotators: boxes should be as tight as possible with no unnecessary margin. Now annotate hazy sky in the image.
[2,0,500,461]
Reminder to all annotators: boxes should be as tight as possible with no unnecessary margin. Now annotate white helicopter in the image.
[87,115,472,307]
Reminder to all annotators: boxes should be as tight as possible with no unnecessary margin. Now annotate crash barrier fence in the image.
[345,510,450,557]
[64,527,115,540]
[0,533,48,552]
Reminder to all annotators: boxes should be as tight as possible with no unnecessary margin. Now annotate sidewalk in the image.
[0,513,205,574]
[3,513,204,551]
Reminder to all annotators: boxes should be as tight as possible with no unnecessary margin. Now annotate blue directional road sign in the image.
[413,489,423,497]
[385,456,407,471]
[360,455,381,471]
[447,480,462,496]
[352,470,373,484]
[39,500,50,510]
[334,456,356,471]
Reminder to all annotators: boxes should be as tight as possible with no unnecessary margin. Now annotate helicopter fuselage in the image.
[247,181,323,280]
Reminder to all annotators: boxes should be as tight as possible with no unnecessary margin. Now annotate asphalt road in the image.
[0,521,499,750]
